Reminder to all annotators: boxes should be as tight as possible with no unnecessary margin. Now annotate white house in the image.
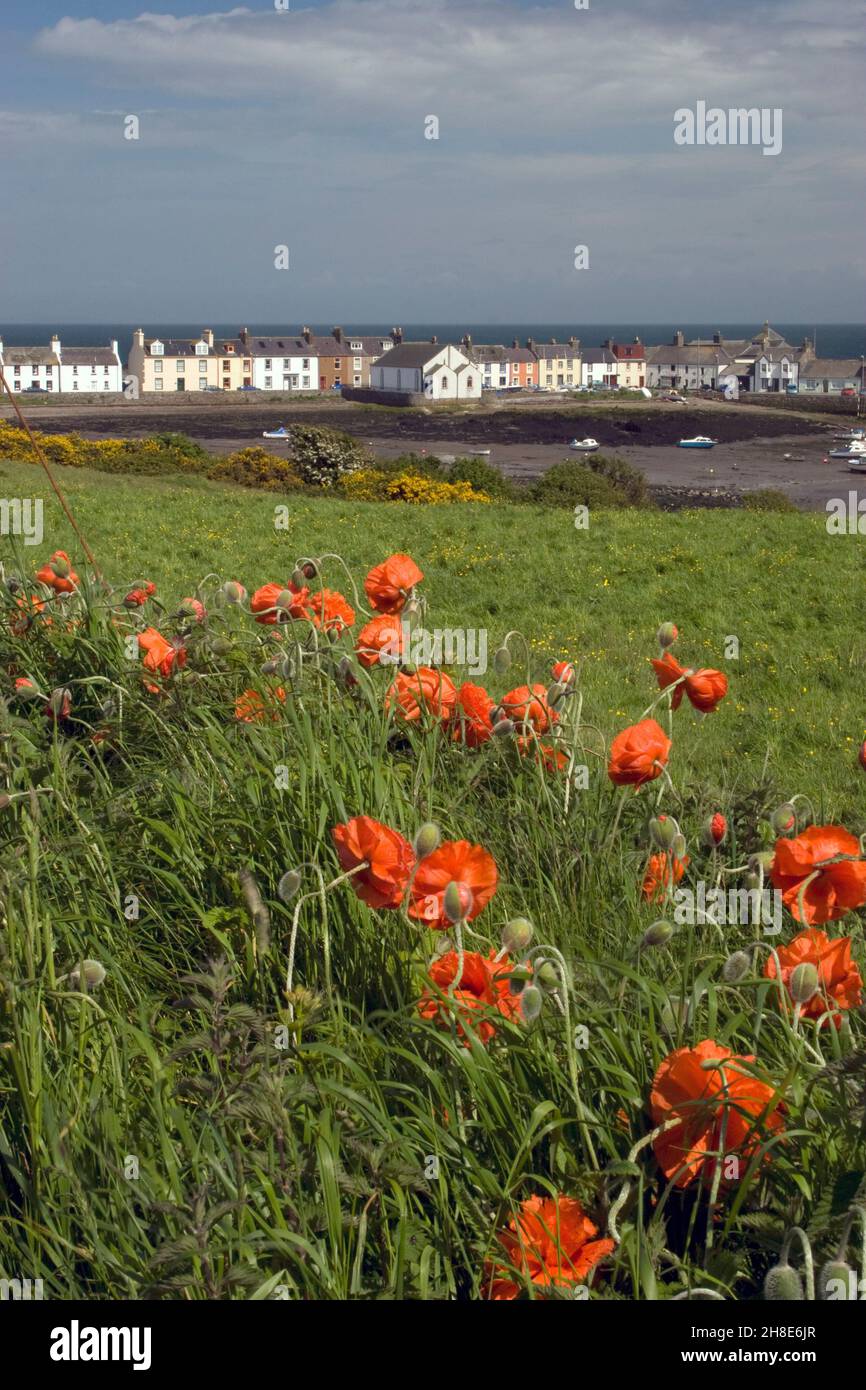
[369,342,481,400]
[580,348,618,388]
[239,332,318,392]
[0,335,122,393]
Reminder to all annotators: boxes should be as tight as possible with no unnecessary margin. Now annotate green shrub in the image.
[208,448,304,491]
[151,432,209,459]
[529,459,632,509]
[289,424,368,487]
[583,453,651,506]
[373,452,445,479]
[742,489,798,514]
[447,456,516,500]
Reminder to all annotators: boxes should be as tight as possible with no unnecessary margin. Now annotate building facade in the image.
[0,335,122,393]
[529,338,582,389]
[370,342,481,399]
[128,328,254,393]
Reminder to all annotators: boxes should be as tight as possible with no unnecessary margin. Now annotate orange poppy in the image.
[138,626,186,680]
[651,652,727,714]
[124,589,149,608]
[642,851,689,902]
[500,684,557,734]
[764,928,863,1027]
[331,815,415,910]
[552,661,576,686]
[608,718,671,787]
[516,736,569,772]
[409,839,498,929]
[364,553,424,614]
[452,682,496,746]
[305,588,355,632]
[9,594,47,635]
[234,686,286,723]
[485,1195,614,1300]
[385,666,457,723]
[35,550,78,595]
[418,949,521,1045]
[178,597,205,623]
[250,581,308,625]
[770,825,866,925]
[650,1040,783,1189]
[355,614,405,669]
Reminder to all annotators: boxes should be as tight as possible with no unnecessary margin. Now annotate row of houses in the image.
[0,323,863,398]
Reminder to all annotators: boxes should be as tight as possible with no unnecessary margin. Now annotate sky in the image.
[1,0,865,323]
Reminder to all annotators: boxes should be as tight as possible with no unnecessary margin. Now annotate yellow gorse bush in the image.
[342,468,490,504]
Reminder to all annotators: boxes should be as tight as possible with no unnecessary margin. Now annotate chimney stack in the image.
[50,334,61,355]
[526,337,535,351]
[202,328,214,347]
[333,326,343,343]
[302,326,312,344]
[110,339,119,357]
[713,331,721,345]
[133,328,145,349]
[391,326,403,344]
[674,330,684,347]
[239,327,250,346]
[430,335,438,345]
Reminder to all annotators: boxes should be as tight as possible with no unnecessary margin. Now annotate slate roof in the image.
[375,343,450,369]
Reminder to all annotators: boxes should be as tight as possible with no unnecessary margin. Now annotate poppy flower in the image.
[552,661,576,686]
[765,928,863,1027]
[250,581,308,625]
[234,686,286,723]
[9,594,48,636]
[355,614,405,669]
[452,682,496,746]
[608,718,671,787]
[650,1040,784,1189]
[332,815,415,910]
[418,949,521,1045]
[651,652,728,714]
[642,851,689,903]
[178,597,206,623]
[124,589,148,608]
[305,588,355,633]
[35,550,78,595]
[364,553,424,614]
[485,1195,614,1301]
[770,825,866,925]
[500,684,557,734]
[138,626,186,680]
[516,737,569,772]
[385,666,457,723]
[409,839,498,928]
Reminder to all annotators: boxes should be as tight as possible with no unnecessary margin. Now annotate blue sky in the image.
[1,0,864,322]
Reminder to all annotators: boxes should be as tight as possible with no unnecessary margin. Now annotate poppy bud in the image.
[222,580,246,604]
[702,813,727,847]
[520,985,544,1023]
[643,920,674,948]
[789,962,820,1004]
[535,961,561,994]
[260,658,281,675]
[671,833,687,859]
[68,959,107,992]
[15,679,41,701]
[818,1259,854,1300]
[291,567,307,589]
[210,637,233,656]
[443,881,473,924]
[51,555,71,579]
[501,916,534,954]
[552,661,576,686]
[656,622,678,649]
[546,681,568,708]
[744,870,762,892]
[400,662,417,677]
[414,822,441,858]
[492,718,515,737]
[748,851,774,876]
[47,687,71,720]
[770,802,797,834]
[722,951,751,983]
[277,870,302,903]
[301,560,318,580]
[763,1262,804,1301]
[0,794,12,811]
[402,597,423,629]
[649,814,679,849]
[177,597,202,619]
[275,589,295,612]
[493,646,511,675]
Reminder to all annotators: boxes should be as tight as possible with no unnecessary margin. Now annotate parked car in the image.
[237,385,259,391]
[841,387,856,398]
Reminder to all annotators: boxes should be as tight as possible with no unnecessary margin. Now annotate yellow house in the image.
[528,337,582,390]
[128,328,253,393]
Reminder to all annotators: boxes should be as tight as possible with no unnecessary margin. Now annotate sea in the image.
[1,323,864,359]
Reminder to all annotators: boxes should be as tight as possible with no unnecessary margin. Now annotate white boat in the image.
[569,437,600,452]
[677,436,717,449]
[262,425,290,439]
[848,454,866,473]
[829,440,866,459]
[834,428,864,441]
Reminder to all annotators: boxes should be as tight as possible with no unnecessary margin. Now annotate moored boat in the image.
[262,425,290,438]
[829,440,866,459]
[569,437,600,452]
[677,436,717,449]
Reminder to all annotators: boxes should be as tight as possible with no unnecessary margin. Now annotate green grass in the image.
[1,458,865,1302]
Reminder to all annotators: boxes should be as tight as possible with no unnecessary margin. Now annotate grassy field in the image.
[1,456,865,1302]
[1,456,863,806]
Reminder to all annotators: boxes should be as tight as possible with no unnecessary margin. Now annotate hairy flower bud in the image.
[51,555,71,579]
[649,814,680,850]
[656,622,678,649]
[748,851,774,876]
[546,681,568,709]
[68,959,107,992]
[702,813,727,847]
[671,833,687,860]
[789,962,820,1004]
[414,822,441,858]
[493,646,512,675]
[222,580,246,604]
[643,920,674,948]
[506,964,533,995]
[501,916,534,954]
[492,717,515,738]
[443,881,473,924]
[818,1259,854,1301]
[771,802,797,835]
[535,960,561,994]
[763,1262,804,1301]
[520,985,543,1023]
[277,870,302,903]
[275,589,296,612]
[722,951,751,983]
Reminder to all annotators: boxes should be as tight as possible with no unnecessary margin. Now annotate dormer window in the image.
[151,341,164,356]
[195,342,208,355]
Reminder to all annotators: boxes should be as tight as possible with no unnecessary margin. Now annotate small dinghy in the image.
[829,440,866,459]
[677,436,717,449]
[262,425,290,439]
[569,437,600,452]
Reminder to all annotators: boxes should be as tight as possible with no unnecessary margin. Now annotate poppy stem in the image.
[779,1226,815,1300]
[796,870,821,927]
[285,861,369,1020]
[607,1118,680,1242]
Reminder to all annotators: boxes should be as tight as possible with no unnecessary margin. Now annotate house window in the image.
[154,362,163,374]
[303,359,310,370]
[176,360,184,370]
[302,376,310,388]
[354,375,361,385]
[155,380,163,391]
[265,377,272,388]
[264,359,272,369]
[467,377,474,390]
[73,382,78,390]
[354,358,361,370]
